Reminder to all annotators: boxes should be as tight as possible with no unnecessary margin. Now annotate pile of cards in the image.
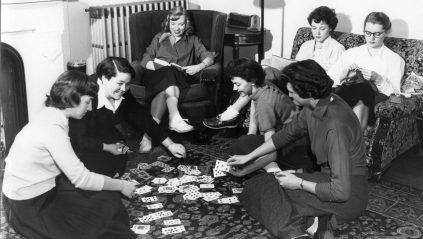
[151,161,175,173]
[213,160,231,177]
[131,224,150,234]
[138,210,173,223]
[178,165,202,175]
[197,175,214,184]
[129,168,152,181]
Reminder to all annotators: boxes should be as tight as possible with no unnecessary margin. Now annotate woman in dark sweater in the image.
[228,60,368,239]
[69,57,186,178]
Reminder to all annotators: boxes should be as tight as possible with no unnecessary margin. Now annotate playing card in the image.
[141,196,158,203]
[232,188,243,194]
[158,155,173,162]
[215,160,231,172]
[162,167,175,173]
[131,224,150,234]
[137,163,151,170]
[162,225,185,235]
[146,203,163,209]
[163,218,182,226]
[179,175,197,184]
[158,186,177,193]
[183,190,202,200]
[135,185,152,195]
[166,178,180,187]
[138,170,153,180]
[200,184,214,189]
[138,210,173,223]
[213,168,226,178]
[152,177,167,184]
[217,196,239,204]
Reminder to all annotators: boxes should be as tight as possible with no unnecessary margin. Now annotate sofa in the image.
[290,27,423,179]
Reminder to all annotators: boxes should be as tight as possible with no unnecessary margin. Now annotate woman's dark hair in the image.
[225,58,265,86]
[96,56,135,80]
[45,70,98,109]
[161,6,194,36]
[307,6,338,31]
[282,59,333,99]
[364,12,391,32]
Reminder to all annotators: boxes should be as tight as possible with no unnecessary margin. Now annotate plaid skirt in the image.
[2,175,135,239]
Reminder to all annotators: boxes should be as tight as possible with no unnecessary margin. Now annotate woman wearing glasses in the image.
[328,12,405,129]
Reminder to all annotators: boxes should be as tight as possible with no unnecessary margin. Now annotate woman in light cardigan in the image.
[2,70,138,239]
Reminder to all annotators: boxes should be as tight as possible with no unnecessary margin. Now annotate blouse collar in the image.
[96,78,124,113]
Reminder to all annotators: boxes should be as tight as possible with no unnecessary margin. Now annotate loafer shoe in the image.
[203,115,244,129]
[169,118,194,133]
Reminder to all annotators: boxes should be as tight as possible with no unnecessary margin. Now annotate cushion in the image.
[402,72,423,93]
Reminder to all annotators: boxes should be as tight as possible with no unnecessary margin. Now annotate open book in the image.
[153,58,184,71]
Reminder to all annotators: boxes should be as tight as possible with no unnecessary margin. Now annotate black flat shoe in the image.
[202,115,244,129]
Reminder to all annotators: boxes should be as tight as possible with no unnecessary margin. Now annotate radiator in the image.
[88,0,188,67]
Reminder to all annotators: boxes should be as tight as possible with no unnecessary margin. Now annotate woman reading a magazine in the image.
[138,6,214,151]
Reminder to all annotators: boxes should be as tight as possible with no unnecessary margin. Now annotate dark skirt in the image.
[143,66,197,102]
[230,134,316,172]
[239,173,368,239]
[77,151,128,178]
[2,175,135,239]
[334,83,377,125]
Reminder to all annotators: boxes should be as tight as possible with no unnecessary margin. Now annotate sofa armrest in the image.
[375,95,423,119]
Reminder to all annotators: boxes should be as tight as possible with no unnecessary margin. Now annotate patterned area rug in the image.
[1,133,423,239]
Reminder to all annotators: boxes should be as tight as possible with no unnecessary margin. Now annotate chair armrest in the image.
[375,95,423,119]
[199,63,222,83]
[130,60,146,85]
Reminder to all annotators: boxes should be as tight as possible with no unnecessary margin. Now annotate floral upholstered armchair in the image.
[291,27,423,179]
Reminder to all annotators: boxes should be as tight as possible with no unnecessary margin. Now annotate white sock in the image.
[306,217,319,236]
[220,106,239,121]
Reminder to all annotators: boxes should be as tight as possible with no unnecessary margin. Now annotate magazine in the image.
[153,58,184,71]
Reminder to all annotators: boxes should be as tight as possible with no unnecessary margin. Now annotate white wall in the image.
[193,0,423,59]
[1,1,70,119]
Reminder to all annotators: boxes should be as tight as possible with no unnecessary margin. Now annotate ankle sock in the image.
[220,106,239,121]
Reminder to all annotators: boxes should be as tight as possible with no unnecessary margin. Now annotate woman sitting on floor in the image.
[2,70,138,239]
[225,58,315,177]
[203,6,345,130]
[137,5,215,151]
[227,60,369,239]
[69,57,186,178]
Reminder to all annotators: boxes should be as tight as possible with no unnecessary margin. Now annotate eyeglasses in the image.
[364,31,385,38]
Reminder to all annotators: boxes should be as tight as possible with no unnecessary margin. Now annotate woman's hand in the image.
[227,154,252,166]
[182,64,203,75]
[228,167,247,177]
[360,68,383,84]
[104,142,124,155]
[274,170,302,190]
[121,180,137,198]
[168,143,186,158]
[145,61,155,70]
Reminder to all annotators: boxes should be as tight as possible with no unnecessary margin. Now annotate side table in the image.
[224,26,264,62]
